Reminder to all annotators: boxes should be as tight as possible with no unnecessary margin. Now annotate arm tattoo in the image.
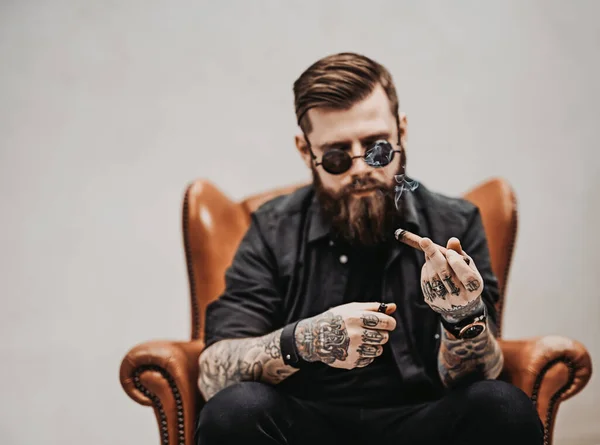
[295,311,350,364]
[437,321,504,387]
[198,328,298,401]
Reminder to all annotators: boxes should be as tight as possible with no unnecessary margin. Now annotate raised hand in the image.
[294,302,397,369]
[419,237,484,320]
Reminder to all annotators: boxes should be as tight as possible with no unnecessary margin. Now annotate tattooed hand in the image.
[294,302,397,370]
[419,237,484,321]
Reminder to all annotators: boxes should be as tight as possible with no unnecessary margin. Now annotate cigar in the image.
[394,228,470,265]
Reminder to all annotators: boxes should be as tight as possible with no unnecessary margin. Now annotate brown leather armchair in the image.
[119,177,592,445]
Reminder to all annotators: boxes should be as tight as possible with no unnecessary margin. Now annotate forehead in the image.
[306,84,396,146]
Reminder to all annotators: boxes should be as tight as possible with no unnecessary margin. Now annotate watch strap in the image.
[440,302,487,339]
[280,321,306,369]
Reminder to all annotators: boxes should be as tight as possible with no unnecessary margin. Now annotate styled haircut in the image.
[293,52,399,134]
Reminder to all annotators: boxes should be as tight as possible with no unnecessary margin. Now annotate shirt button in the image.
[329,240,334,246]
[339,254,348,264]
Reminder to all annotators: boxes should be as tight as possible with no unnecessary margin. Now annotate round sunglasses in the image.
[311,140,402,175]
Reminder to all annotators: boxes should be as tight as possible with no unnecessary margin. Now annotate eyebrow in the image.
[318,132,392,151]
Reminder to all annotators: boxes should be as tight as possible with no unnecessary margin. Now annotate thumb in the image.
[363,302,397,315]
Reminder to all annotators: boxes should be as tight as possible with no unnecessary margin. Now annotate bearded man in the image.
[194,52,543,445]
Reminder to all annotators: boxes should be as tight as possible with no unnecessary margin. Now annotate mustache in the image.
[343,176,390,194]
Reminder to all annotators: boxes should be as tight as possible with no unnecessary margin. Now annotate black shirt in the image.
[203,181,500,407]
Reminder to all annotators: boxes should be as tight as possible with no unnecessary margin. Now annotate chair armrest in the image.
[499,335,592,445]
[120,339,205,445]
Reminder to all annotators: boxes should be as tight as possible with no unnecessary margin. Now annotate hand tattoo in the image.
[357,344,380,357]
[356,356,374,367]
[295,311,350,364]
[356,343,380,367]
[442,276,461,296]
[361,329,385,344]
[422,278,448,302]
[465,279,481,292]
[361,314,380,327]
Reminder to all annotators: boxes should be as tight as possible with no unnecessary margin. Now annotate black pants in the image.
[195,380,543,445]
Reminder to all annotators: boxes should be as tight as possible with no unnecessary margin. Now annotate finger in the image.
[444,237,476,268]
[356,344,383,367]
[361,302,397,315]
[420,237,444,262]
[446,250,483,294]
[421,262,445,304]
[436,270,463,298]
[446,237,463,254]
[361,329,390,345]
[420,238,459,296]
[355,357,375,368]
[359,312,397,331]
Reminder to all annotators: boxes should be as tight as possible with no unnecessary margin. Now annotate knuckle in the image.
[438,268,451,279]
[447,255,461,267]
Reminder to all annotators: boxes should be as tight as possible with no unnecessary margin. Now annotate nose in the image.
[347,141,371,175]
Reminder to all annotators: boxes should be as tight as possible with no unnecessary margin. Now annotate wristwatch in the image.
[439,303,487,340]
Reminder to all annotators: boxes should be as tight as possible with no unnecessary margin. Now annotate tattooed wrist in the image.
[434,295,485,323]
[295,311,350,364]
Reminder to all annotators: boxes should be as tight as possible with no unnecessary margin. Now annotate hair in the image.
[293,52,399,135]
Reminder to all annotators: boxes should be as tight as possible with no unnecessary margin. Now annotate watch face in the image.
[460,323,486,339]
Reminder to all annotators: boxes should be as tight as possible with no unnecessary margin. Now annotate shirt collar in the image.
[307,187,423,243]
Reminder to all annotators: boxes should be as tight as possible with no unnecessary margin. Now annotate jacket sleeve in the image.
[203,212,283,349]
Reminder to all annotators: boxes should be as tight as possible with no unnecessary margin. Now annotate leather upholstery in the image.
[120,177,592,445]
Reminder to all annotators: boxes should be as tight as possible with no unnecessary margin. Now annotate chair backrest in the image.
[182,177,517,340]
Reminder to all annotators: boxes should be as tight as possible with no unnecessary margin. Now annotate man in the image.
[194,52,543,444]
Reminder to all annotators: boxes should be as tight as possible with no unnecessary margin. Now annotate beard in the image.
[312,166,403,247]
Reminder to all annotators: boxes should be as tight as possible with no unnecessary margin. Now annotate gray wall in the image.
[1,1,598,444]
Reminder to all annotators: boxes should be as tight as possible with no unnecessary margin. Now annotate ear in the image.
[398,112,408,147]
[295,133,313,170]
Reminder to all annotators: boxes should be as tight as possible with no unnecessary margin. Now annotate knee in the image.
[459,380,543,440]
[195,382,284,443]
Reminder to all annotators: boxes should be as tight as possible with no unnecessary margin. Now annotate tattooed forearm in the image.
[295,311,350,364]
[437,321,504,387]
[198,328,298,401]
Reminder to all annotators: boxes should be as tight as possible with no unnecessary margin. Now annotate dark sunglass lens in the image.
[365,141,394,167]
[322,150,352,174]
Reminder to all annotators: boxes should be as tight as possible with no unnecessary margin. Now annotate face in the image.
[295,84,409,246]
